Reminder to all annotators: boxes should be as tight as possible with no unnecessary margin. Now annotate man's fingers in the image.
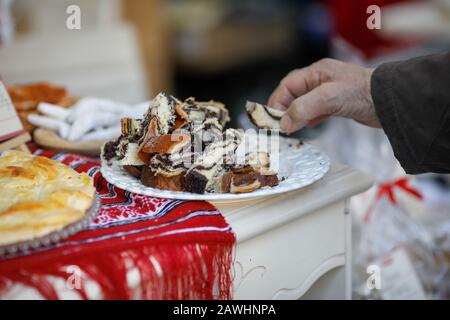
[280,83,340,134]
[280,113,308,134]
[268,64,327,111]
[307,115,328,128]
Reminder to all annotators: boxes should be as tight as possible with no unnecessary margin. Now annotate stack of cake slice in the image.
[102,93,279,194]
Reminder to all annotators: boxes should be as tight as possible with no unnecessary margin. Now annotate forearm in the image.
[371,52,450,174]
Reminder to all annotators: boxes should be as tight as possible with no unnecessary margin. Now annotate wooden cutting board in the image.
[33,128,104,156]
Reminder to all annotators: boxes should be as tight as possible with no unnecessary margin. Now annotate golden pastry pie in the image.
[0,150,95,246]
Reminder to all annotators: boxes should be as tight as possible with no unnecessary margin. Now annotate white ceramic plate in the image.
[101,137,330,202]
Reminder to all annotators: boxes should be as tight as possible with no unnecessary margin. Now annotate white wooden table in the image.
[214,162,373,300]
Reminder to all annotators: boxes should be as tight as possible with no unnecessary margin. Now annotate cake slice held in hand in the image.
[246,101,286,132]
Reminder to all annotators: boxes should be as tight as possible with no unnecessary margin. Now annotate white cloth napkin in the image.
[27,97,150,141]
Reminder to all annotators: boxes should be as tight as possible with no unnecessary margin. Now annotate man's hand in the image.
[268,58,379,134]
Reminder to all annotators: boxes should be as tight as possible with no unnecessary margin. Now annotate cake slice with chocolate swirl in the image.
[218,152,278,193]
[246,101,286,132]
[183,129,243,194]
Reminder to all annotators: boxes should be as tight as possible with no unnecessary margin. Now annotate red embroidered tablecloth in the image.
[0,149,235,300]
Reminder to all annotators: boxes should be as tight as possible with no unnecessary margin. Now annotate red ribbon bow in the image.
[363,177,423,223]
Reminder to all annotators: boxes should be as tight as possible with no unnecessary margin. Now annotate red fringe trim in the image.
[0,241,234,300]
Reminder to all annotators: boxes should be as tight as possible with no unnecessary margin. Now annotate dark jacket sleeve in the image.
[371,52,450,174]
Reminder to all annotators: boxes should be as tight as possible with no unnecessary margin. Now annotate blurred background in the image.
[1,0,450,127]
[2,0,450,128]
[1,0,450,299]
